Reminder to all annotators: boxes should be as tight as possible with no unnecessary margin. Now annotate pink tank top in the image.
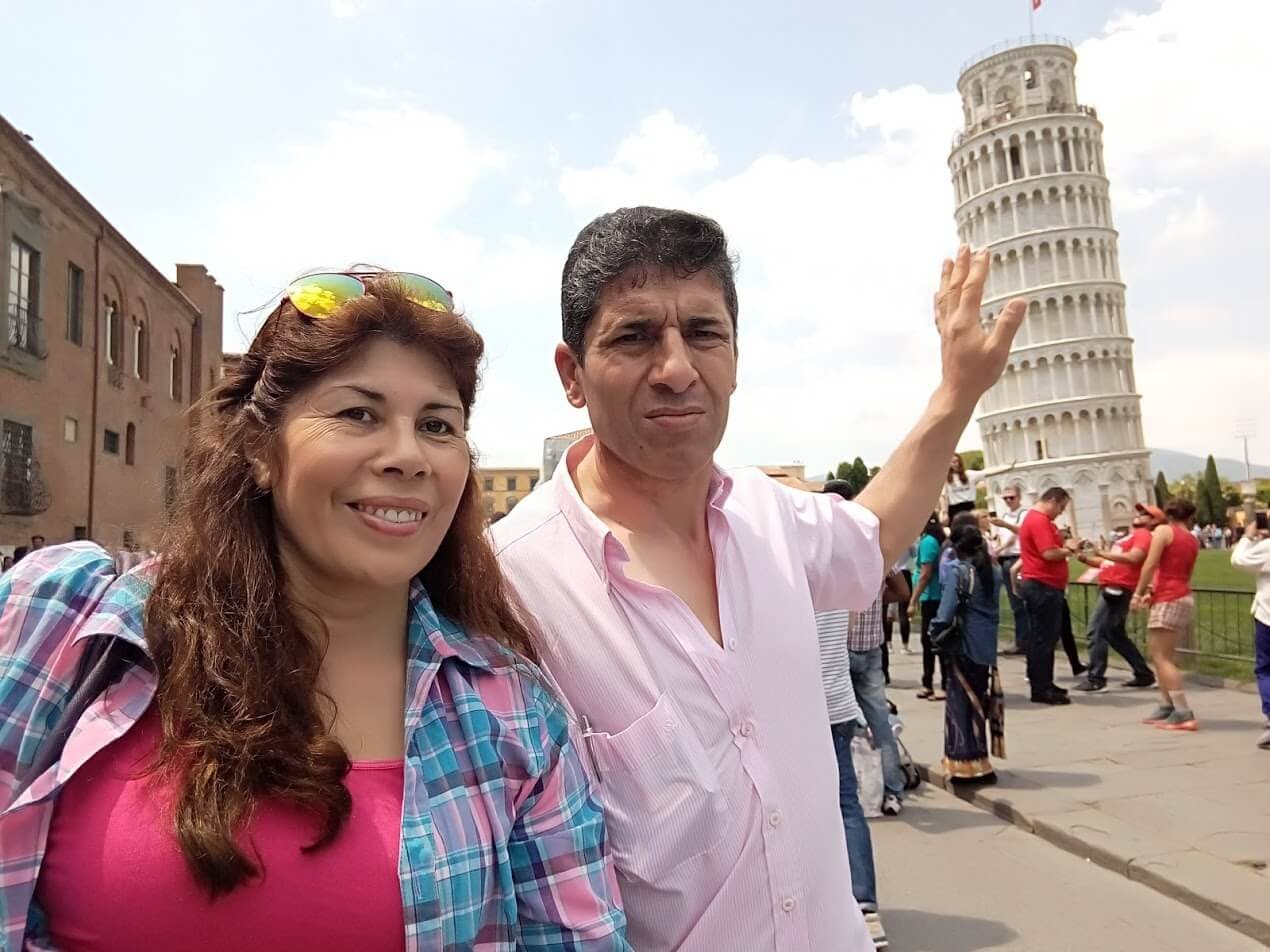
[36,707,406,951]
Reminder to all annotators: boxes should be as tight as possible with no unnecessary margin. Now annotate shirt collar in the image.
[552,433,733,584]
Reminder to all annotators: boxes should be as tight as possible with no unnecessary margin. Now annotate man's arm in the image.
[908,562,934,616]
[1094,547,1146,566]
[1132,526,1172,605]
[858,247,1025,567]
[990,517,1019,535]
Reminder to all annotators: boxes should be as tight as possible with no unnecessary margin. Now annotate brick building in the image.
[0,113,223,553]
[479,466,540,518]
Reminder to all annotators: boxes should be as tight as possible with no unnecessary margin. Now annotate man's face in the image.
[555,269,737,481]
[1002,490,1021,511]
[30,536,44,549]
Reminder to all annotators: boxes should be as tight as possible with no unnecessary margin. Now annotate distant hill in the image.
[1149,449,1270,483]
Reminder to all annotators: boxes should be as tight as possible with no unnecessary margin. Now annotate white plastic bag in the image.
[851,734,884,818]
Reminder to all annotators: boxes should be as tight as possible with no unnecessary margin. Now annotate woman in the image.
[942,454,984,522]
[909,514,947,700]
[1133,497,1201,731]
[932,524,1005,784]
[0,273,628,950]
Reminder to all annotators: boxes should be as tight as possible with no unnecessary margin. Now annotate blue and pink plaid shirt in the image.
[0,544,628,951]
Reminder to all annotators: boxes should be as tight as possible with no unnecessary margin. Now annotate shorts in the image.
[1149,595,1194,634]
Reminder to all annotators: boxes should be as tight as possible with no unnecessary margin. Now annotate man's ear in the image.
[555,342,587,409]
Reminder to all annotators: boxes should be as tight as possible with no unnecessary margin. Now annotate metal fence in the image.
[1000,583,1256,675]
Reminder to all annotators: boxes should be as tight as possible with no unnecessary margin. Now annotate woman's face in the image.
[266,338,471,594]
[950,454,964,474]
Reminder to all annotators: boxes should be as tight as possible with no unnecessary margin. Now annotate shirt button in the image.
[782,897,797,913]
[769,811,782,827]
[728,638,739,650]
[741,720,756,737]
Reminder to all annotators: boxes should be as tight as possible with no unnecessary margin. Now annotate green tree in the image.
[960,449,985,471]
[1198,455,1224,525]
[847,457,870,494]
[835,461,851,481]
[1153,471,1170,506]
[826,469,835,483]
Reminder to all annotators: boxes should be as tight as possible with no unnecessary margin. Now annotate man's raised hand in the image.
[934,245,1026,406]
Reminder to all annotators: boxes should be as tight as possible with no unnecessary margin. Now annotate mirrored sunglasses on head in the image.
[284,271,454,320]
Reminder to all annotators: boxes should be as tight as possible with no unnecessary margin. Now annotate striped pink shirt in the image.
[492,438,882,951]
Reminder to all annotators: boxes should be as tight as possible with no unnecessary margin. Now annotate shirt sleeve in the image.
[778,482,884,614]
[932,565,962,628]
[1232,537,1270,572]
[510,684,630,951]
[0,543,118,804]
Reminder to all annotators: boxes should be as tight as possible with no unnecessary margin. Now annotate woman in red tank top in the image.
[1132,498,1200,730]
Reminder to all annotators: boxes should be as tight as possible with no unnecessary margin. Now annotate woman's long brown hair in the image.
[145,280,536,896]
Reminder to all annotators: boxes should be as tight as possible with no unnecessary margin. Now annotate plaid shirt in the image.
[845,593,885,652]
[0,544,628,952]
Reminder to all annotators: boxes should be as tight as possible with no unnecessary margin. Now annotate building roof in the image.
[544,426,593,443]
[0,112,203,318]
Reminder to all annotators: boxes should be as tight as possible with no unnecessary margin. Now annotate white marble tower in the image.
[948,37,1153,539]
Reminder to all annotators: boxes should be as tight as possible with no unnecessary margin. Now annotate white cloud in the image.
[329,0,368,17]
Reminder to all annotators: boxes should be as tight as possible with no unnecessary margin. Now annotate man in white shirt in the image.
[991,487,1028,654]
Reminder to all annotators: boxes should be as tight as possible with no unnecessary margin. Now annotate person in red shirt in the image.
[1018,487,1081,704]
[1133,498,1201,730]
[1071,505,1160,691]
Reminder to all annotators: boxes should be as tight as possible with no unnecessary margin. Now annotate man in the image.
[1230,522,1270,749]
[492,207,1023,950]
[28,535,44,551]
[1072,505,1159,692]
[1018,487,1080,705]
[821,481,907,818]
[811,496,888,947]
[991,487,1028,654]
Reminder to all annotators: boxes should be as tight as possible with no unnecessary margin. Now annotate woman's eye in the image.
[340,407,374,423]
[421,418,455,436]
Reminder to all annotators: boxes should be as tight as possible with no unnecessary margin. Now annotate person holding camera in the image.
[1231,513,1270,749]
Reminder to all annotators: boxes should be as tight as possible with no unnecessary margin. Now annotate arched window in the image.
[1024,62,1039,90]
[131,318,143,378]
[105,301,121,366]
[170,337,183,402]
[125,422,136,466]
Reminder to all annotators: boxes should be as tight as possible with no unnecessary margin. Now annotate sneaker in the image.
[1258,723,1270,750]
[882,793,903,816]
[1000,645,1023,656]
[1122,673,1156,688]
[902,645,914,655]
[1030,689,1072,705]
[916,687,934,699]
[1155,709,1198,731]
[1073,678,1106,692]
[1071,662,1088,677]
[863,911,889,949]
[1142,704,1175,724]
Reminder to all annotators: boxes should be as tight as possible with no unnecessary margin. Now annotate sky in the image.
[4,0,1266,476]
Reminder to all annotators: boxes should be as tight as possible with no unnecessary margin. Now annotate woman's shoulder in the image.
[0,542,149,659]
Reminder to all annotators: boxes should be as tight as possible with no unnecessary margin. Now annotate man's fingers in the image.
[955,249,990,324]
[941,245,971,318]
[935,258,954,326]
[989,297,1027,356]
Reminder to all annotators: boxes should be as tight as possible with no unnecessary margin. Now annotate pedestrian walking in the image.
[932,524,1005,785]
[883,544,915,657]
[991,487,1029,654]
[1018,487,1081,705]
[1230,519,1270,748]
[491,213,1023,952]
[0,273,628,951]
[1072,505,1159,692]
[1133,498,1201,731]
[911,514,948,701]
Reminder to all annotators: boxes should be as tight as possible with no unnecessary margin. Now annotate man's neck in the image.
[573,440,714,544]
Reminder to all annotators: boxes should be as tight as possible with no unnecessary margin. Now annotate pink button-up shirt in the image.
[491,439,882,951]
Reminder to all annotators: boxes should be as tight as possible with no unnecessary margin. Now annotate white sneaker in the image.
[1258,721,1270,750]
[901,646,914,655]
[863,911,889,949]
[881,793,903,817]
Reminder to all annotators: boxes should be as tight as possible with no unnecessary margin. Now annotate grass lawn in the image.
[990,548,1261,681]
[1067,547,1254,592]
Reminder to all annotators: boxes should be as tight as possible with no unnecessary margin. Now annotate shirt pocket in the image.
[588,692,729,885]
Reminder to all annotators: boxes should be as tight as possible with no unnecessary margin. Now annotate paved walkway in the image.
[872,783,1264,951]
[886,647,1270,945]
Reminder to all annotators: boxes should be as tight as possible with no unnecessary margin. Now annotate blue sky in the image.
[5,0,1266,474]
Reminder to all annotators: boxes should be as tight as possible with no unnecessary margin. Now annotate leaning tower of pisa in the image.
[948,37,1153,540]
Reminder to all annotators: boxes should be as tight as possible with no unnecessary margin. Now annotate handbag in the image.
[10,635,139,802]
[928,566,972,657]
